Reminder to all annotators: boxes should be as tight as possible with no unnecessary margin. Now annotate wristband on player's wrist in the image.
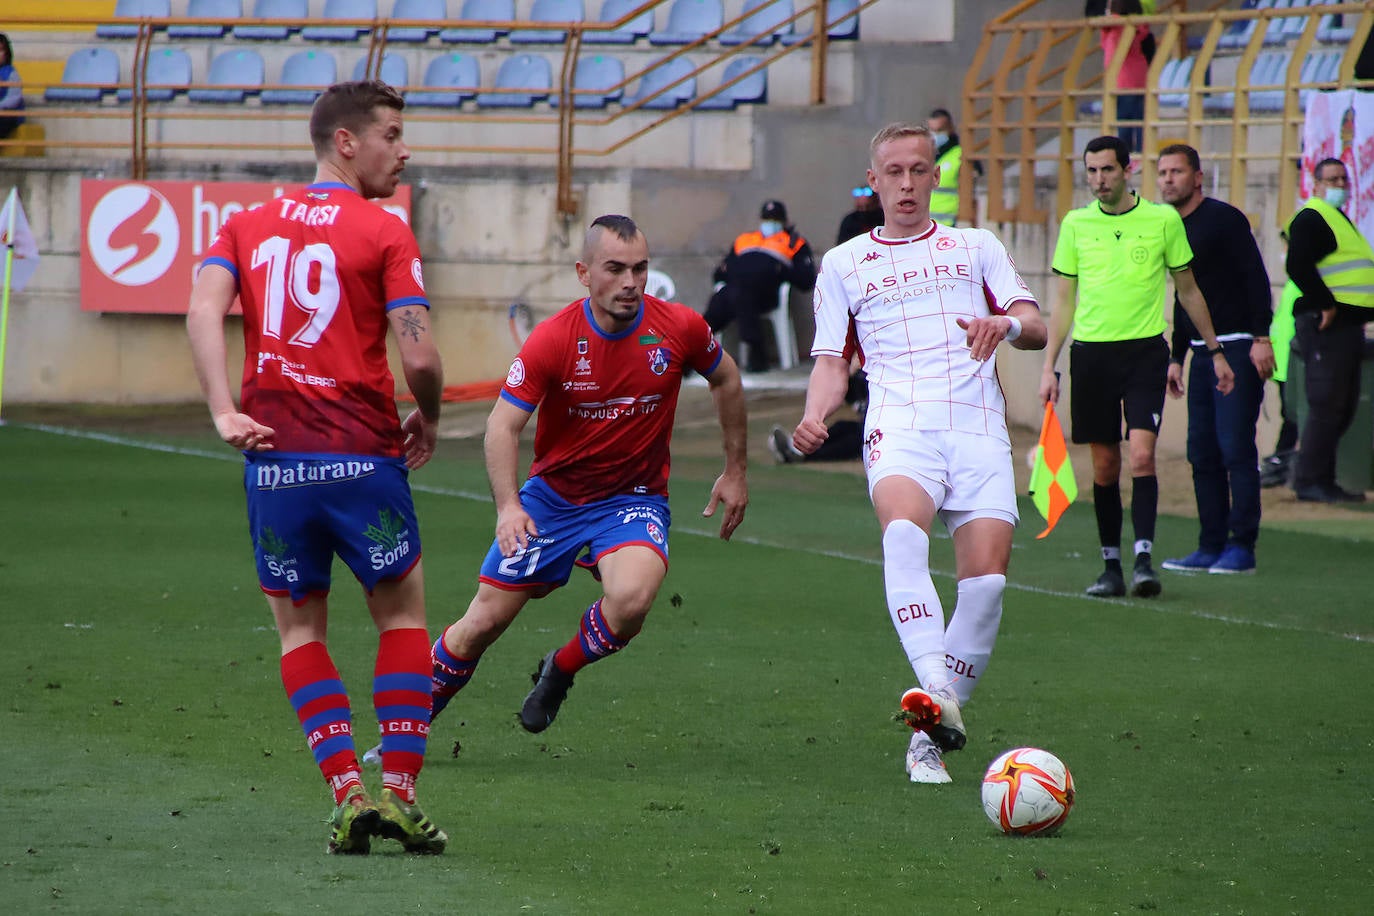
[1004,315,1022,341]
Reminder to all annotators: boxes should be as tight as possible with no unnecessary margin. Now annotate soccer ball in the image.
[981,747,1075,836]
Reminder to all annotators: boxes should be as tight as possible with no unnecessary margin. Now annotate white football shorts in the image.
[863,427,1019,532]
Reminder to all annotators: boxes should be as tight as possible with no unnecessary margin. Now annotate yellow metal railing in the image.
[0,0,879,215]
[961,0,1374,228]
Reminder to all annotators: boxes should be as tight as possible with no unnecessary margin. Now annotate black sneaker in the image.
[1259,451,1294,489]
[519,650,575,733]
[1085,568,1126,597]
[1131,555,1162,598]
[767,425,800,464]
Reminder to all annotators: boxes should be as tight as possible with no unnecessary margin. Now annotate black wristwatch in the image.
[1207,345,1224,357]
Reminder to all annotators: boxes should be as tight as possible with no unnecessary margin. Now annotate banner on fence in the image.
[1301,90,1374,236]
[79,179,412,314]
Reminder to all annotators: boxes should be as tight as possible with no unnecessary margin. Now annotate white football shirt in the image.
[812,221,1038,444]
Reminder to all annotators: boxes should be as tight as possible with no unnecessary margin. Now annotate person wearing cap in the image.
[705,199,816,373]
[837,182,884,245]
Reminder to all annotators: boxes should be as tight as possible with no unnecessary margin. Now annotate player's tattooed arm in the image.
[396,306,429,343]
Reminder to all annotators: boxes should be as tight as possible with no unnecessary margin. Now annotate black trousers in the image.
[1293,312,1366,490]
[704,284,777,369]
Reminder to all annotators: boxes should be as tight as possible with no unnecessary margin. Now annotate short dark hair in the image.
[928,107,953,123]
[309,80,405,156]
[1314,157,1346,179]
[0,33,13,64]
[1084,135,1130,169]
[1158,143,1201,172]
[582,214,644,261]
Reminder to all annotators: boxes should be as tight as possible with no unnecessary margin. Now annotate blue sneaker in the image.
[1161,550,1221,573]
[1208,545,1256,575]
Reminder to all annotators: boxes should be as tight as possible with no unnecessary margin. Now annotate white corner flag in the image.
[2,187,41,419]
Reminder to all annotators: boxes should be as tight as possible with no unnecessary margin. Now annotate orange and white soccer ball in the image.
[981,747,1075,836]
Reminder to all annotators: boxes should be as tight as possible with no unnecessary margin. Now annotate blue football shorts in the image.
[243,453,421,603]
[478,476,671,592]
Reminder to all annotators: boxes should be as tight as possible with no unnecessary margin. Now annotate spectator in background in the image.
[1099,0,1150,154]
[705,199,816,373]
[1155,144,1272,576]
[0,34,25,141]
[1286,158,1374,503]
[1260,279,1300,488]
[836,182,883,245]
[770,364,867,463]
[927,108,980,227]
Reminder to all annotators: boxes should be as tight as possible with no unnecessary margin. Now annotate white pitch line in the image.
[12,422,1372,645]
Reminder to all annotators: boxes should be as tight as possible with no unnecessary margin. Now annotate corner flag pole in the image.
[0,186,16,421]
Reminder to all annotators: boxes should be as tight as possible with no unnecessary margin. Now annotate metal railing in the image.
[0,0,879,216]
[960,0,1374,228]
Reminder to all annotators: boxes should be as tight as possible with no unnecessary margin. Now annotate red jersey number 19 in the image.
[251,236,340,347]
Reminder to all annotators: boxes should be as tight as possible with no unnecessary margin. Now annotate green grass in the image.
[3,414,1373,914]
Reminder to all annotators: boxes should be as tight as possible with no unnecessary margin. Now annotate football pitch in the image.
[4,401,1373,914]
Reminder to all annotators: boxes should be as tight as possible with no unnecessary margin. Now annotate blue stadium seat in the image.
[781,0,858,44]
[1204,49,1284,112]
[261,50,338,104]
[118,47,193,101]
[649,0,723,46]
[439,0,513,44]
[511,0,585,44]
[45,47,121,102]
[553,53,625,108]
[387,0,446,42]
[234,0,307,40]
[1300,47,1343,104]
[625,55,696,109]
[351,52,410,88]
[406,52,481,106]
[97,0,172,39]
[1262,0,1296,46]
[696,54,767,108]
[1157,55,1197,109]
[1249,49,1294,110]
[1218,0,1273,50]
[585,0,654,44]
[303,0,378,41]
[188,48,266,103]
[1278,0,1314,41]
[476,53,553,107]
[719,0,794,47]
[169,0,242,39]
[1316,0,1357,45]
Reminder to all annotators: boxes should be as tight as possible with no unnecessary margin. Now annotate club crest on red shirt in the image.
[648,346,670,376]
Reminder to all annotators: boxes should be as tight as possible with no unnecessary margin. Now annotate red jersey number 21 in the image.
[251,237,340,347]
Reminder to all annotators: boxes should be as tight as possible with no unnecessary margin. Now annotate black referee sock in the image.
[1092,482,1123,570]
[1132,475,1159,548]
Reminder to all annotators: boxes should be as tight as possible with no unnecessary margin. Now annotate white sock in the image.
[882,520,948,691]
[943,573,1006,705]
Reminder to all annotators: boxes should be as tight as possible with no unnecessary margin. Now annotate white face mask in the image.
[760,220,784,236]
[1323,186,1348,210]
[931,131,949,148]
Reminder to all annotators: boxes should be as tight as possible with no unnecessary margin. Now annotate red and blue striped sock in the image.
[281,641,360,805]
[431,627,479,720]
[375,627,432,804]
[553,598,630,676]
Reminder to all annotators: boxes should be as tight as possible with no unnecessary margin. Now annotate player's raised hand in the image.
[494,503,539,557]
[702,471,748,540]
[214,411,275,452]
[401,408,438,470]
[792,416,829,455]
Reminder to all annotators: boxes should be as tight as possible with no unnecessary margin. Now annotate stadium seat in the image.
[117,47,193,101]
[475,53,553,107]
[552,53,625,108]
[1278,0,1314,41]
[234,0,307,40]
[511,0,586,44]
[1219,0,1273,50]
[303,0,378,41]
[386,0,446,42]
[169,0,242,39]
[439,0,513,44]
[188,48,265,103]
[1316,0,1357,45]
[1261,0,1296,46]
[351,51,409,88]
[781,0,858,44]
[97,0,172,39]
[45,47,121,102]
[1300,47,1342,105]
[1249,49,1294,111]
[585,0,654,44]
[696,54,767,109]
[261,49,338,105]
[1157,55,1198,109]
[719,0,794,47]
[406,52,481,106]
[648,0,723,46]
[1204,49,1283,112]
[625,55,696,109]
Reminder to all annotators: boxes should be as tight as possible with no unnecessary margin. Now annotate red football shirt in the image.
[501,295,723,504]
[202,182,428,457]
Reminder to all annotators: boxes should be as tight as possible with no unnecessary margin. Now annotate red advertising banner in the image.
[80,179,412,314]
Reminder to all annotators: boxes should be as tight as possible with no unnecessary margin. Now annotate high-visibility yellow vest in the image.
[931,144,962,226]
[1288,196,1374,308]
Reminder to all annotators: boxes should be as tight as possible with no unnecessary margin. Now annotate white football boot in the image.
[905,730,951,784]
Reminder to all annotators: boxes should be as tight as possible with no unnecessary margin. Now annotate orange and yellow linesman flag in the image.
[1028,401,1077,539]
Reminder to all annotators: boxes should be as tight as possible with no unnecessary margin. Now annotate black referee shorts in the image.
[1068,336,1169,444]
